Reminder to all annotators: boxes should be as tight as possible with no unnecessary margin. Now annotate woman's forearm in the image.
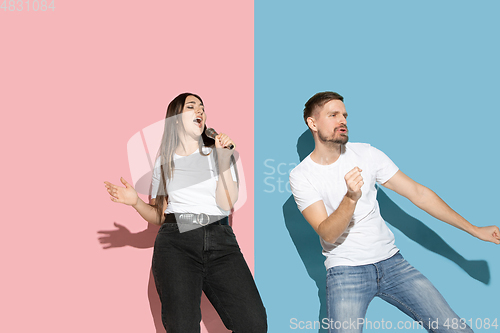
[133,197,165,225]
[216,159,238,211]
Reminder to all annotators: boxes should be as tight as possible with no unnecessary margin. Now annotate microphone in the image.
[205,128,234,150]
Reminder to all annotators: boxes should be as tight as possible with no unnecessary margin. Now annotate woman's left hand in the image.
[215,133,235,160]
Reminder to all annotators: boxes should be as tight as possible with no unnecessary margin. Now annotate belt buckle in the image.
[196,213,210,226]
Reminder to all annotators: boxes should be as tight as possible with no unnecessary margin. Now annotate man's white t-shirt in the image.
[289,142,399,269]
[151,147,237,216]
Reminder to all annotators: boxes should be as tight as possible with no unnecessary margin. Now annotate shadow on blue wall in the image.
[282,130,490,333]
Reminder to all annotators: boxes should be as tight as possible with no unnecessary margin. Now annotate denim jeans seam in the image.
[378,292,433,332]
[152,224,266,331]
[203,282,234,329]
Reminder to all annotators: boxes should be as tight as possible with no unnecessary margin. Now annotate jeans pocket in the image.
[220,225,240,248]
[221,225,234,232]
[222,225,235,236]
[392,251,405,264]
[158,223,179,234]
[327,265,358,278]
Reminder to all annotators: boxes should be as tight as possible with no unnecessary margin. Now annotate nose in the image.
[194,109,204,117]
[339,114,347,125]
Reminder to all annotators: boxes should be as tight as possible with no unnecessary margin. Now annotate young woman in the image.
[104,93,267,332]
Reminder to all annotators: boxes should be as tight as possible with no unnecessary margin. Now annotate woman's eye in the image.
[187,106,194,109]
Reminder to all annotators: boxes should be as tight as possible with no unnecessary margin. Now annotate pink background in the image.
[0,1,254,332]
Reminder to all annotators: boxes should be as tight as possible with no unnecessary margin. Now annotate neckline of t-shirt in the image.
[307,145,346,168]
[174,146,211,158]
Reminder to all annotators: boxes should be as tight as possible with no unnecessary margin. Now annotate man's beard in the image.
[318,128,348,145]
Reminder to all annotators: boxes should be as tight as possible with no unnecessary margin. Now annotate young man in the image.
[289,91,500,333]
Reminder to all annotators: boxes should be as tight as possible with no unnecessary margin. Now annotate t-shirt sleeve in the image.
[370,146,399,184]
[289,166,323,212]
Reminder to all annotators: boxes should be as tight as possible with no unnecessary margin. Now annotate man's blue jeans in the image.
[326,252,473,333]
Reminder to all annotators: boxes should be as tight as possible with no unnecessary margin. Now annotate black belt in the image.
[164,213,229,226]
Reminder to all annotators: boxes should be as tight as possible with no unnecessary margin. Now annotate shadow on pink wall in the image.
[97,220,233,332]
[97,118,247,332]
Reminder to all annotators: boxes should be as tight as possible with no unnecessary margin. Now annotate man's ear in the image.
[307,116,316,132]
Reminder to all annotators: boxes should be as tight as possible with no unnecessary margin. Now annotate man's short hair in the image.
[303,92,344,127]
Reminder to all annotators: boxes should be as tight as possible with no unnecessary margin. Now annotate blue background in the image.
[255,1,500,332]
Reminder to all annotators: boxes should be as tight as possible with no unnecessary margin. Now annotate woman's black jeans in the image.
[152,222,267,332]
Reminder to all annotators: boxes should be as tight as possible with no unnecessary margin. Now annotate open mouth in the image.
[193,117,203,127]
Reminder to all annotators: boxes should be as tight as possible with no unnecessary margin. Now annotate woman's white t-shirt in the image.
[151,147,237,216]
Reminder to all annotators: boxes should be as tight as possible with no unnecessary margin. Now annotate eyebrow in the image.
[186,101,204,106]
[328,111,348,116]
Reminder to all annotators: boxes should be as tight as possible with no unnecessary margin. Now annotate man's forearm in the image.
[318,195,358,243]
[411,185,477,236]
